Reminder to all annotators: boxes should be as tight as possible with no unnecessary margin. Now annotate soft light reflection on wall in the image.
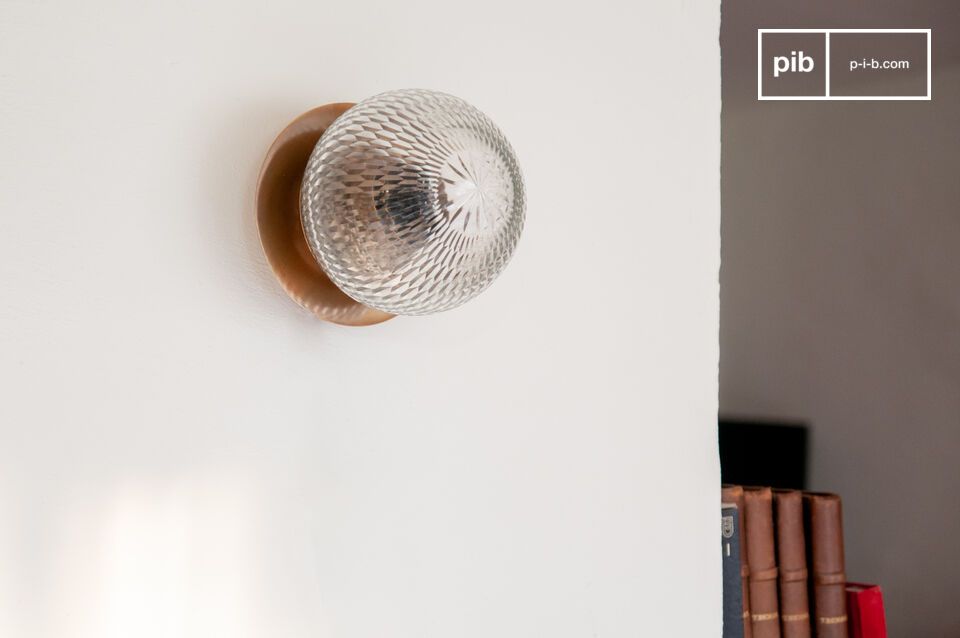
[100,477,256,638]
[22,475,259,638]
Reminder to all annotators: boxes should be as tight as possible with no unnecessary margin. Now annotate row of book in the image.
[721,486,887,638]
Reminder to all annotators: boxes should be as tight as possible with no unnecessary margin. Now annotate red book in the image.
[846,583,887,638]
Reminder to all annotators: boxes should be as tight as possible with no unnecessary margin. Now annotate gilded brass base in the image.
[256,103,395,326]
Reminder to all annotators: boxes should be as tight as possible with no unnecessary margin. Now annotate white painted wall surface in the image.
[0,2,721,637]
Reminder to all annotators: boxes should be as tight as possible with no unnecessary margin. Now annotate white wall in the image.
[0,2,721,637]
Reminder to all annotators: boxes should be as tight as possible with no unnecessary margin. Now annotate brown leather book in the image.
[773,490,811,638]
[744,487,780,638]
[804,493,847,637]
[722,485,752,638]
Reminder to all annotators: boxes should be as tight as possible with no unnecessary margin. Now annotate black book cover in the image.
[723,502,745,638]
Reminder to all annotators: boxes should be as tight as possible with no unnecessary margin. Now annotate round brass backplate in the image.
[256,103,395,326]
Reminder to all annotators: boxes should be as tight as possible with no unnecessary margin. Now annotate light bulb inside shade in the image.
[300,89,525,316]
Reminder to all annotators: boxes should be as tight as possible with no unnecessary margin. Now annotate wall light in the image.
[256,89,526,326]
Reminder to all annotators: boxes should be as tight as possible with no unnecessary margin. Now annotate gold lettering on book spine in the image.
[819,615,848,625]
[782,613,809,622]
[751,612,779,622]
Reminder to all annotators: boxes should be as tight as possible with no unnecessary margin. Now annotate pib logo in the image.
[773,50,815,77]
[760,32,826,97]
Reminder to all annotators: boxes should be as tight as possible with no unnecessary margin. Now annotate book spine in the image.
[744,487,781,638]
[722,486,750,638]
[774,490,811,638]
[846,584,887,638]
[803,493,847,638]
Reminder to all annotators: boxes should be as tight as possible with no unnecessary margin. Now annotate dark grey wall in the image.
[721,2,960,636]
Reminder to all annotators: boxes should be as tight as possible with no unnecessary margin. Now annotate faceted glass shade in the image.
[301,89,525,316]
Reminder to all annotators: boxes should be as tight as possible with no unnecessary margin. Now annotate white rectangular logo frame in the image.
[757,29,932,101]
